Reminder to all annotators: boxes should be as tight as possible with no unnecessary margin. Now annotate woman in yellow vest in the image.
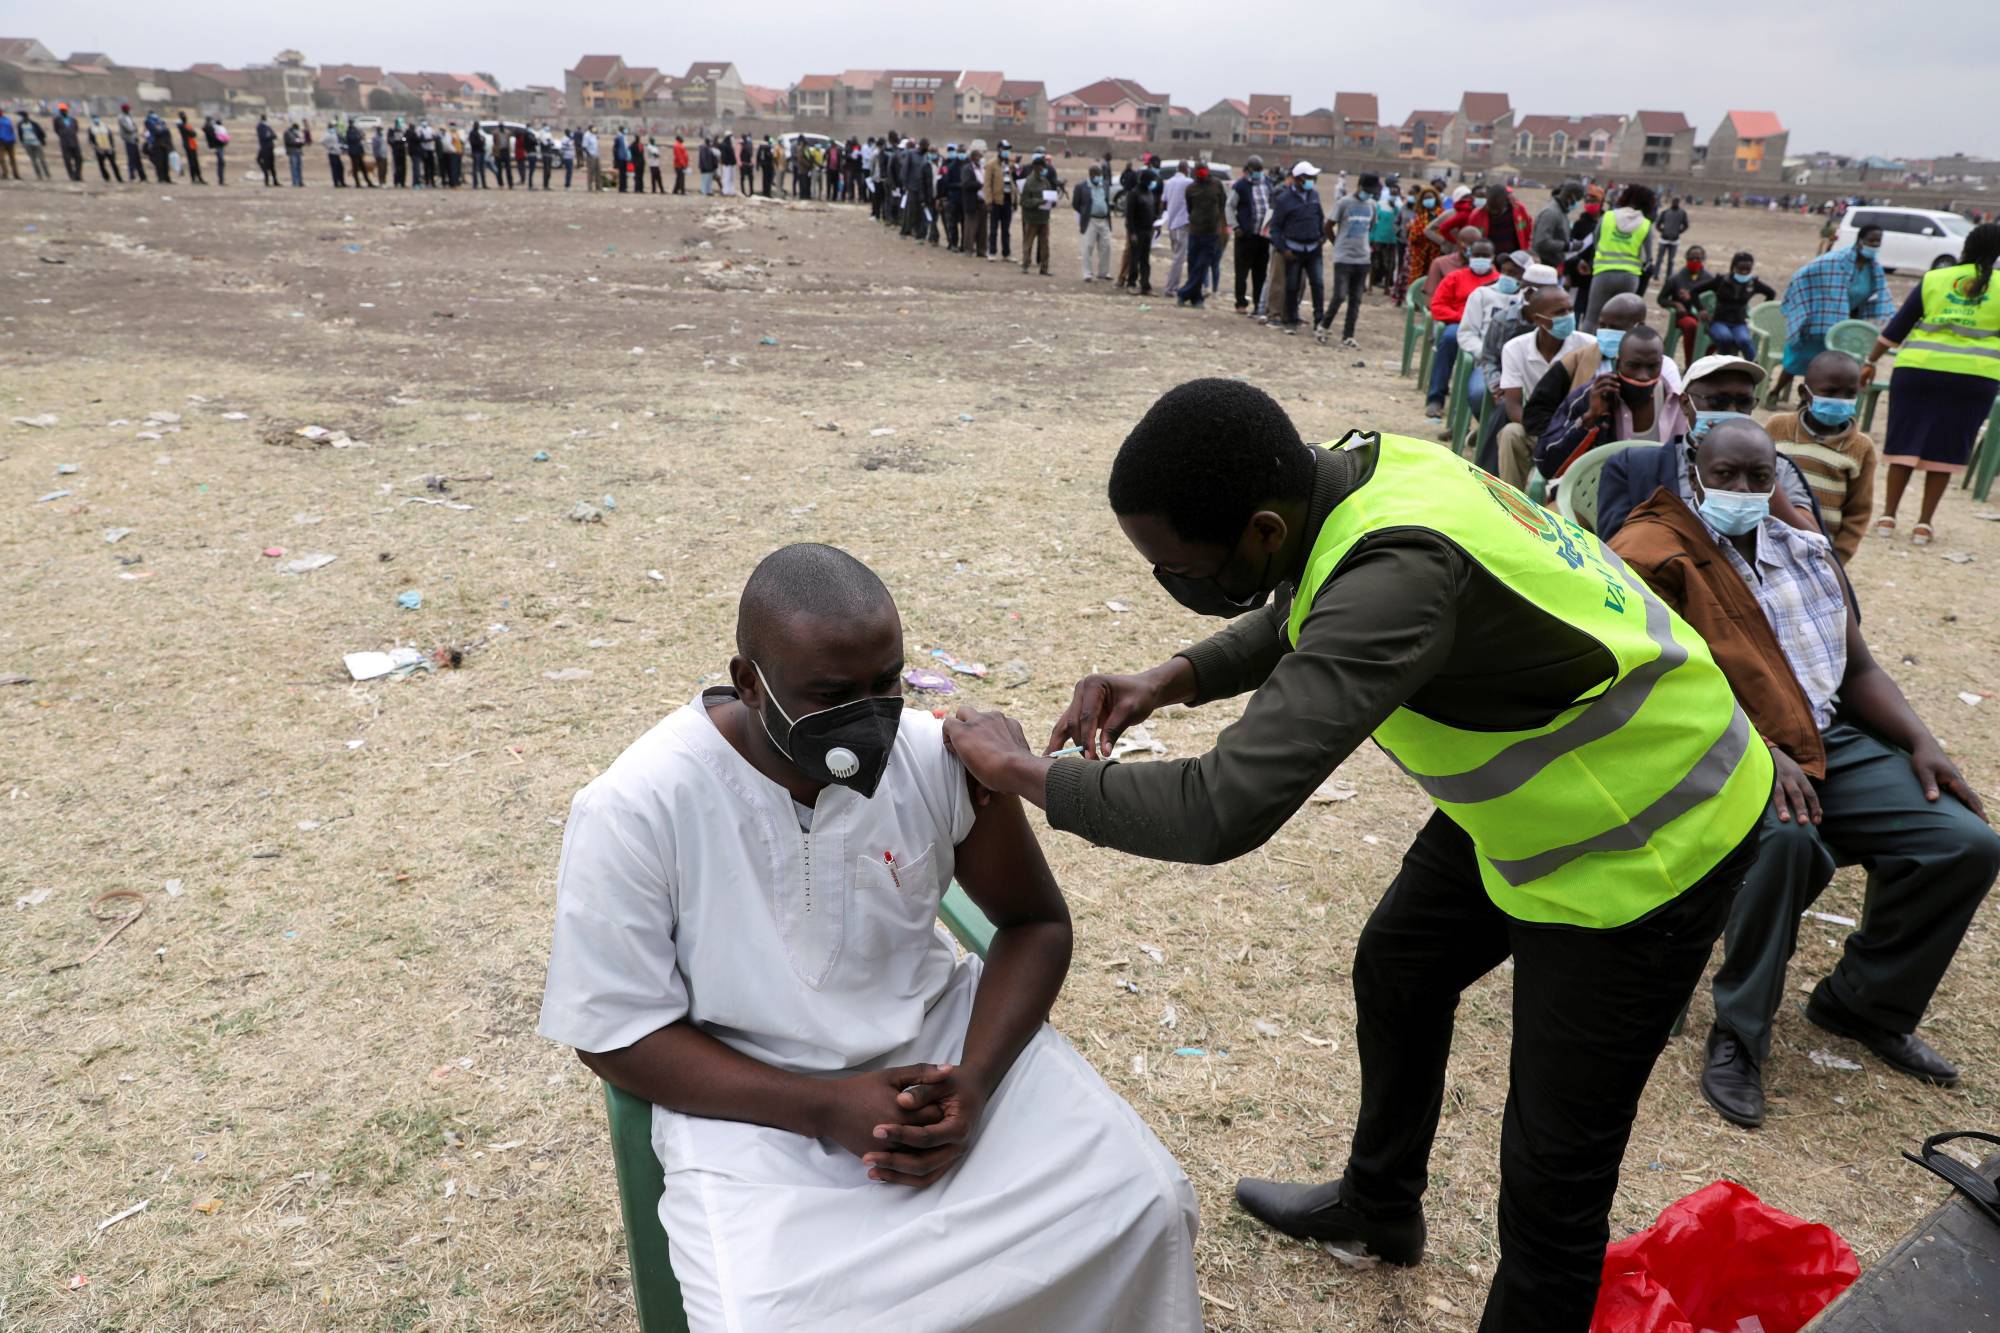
[1863,221,2000,544]
[1581,183,1656,334]
[940,378,1772,1330]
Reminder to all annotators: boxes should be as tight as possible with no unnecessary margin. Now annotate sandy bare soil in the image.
[3,174,1997,1331]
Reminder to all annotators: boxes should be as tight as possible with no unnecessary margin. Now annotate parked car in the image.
[1836,205,1971,273]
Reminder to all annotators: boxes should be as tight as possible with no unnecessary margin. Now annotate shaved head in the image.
[736,543,895,663]
[1601,294,1648,331]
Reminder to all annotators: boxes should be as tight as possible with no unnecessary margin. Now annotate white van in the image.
[1835,206,1972,273]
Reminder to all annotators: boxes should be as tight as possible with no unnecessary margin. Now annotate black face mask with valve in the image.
[752,663,902,798]
[1152,547,1279,619]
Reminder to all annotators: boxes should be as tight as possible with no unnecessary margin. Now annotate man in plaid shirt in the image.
[1772,228,1894,404]
[1610,418,1997,1130]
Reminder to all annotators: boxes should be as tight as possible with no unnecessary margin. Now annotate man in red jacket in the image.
[671,136,690,195]
[1425,240,1499,421]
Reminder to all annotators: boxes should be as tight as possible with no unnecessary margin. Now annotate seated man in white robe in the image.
[538,543,1200,1332]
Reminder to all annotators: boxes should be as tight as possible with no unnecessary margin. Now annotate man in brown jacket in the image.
[1609,418,1996,1129]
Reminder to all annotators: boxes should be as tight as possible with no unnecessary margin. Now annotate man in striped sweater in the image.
[1766,350,1876,564]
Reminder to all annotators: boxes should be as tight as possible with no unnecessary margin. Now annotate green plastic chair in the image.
[1556,441,1647,535]
[1445,349,1477,454]
[1749,302,1789,380]
[599,883,998,1332]
[1963,396,2000,503]
[1664,289,1717,364]
[1825,318,1890,430]
[1400,276,1431,378]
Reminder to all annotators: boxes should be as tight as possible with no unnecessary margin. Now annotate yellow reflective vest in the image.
[1287,434,1771,927]
[1898,262,2000,382]
[1594,211,1651,276]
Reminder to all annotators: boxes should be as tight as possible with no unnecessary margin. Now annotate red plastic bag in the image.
[1591,1181,1859,1333]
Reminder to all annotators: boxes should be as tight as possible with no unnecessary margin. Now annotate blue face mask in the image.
[1806,394,1858,427]
[1422,195,1437,209]
[1732,271,1754,284]
[1597,328,1624,358]
[1469,257,1494,275]
[1697,486,1772,536]
[1690,409,1751,442]
[1549,313,1578,340]
[1495,274,1520,294]
[1859,245,1879,261]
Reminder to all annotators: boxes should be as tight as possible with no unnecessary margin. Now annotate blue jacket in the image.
[0,116,14,145]
[1268,185,1325,252]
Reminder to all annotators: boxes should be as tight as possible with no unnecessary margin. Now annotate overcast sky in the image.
[31,0,1998,159]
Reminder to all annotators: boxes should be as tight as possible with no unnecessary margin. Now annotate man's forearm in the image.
[1844,666,1932,755]
[955,921,1071,1098]
[580,1021,832,1139]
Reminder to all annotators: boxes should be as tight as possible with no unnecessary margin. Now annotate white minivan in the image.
[1835,206,1972,273]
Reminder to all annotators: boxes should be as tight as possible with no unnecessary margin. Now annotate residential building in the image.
[676,62,750,121]
[1443,91,1512,164]
[567,55,627,115]
[994,79,1044,132]
[1195,98,1249,147]
[1614,109,1695,175]
[1049,77,1169,142]
[1707,110,1788,180]
[0,37,58,65]
[1166,105,1209,144]
[1510,113,1624,169]
[1291,107,1335,149]
[1400,109,1451,159]
[884,70,958,121]
[1334,92,1380,153]
[839,69,883,119]
[500,85,566,121]
[954,70,1002,125]
[1245,93,1292,146]
[792,73,838,120]
[317,63,386,112]
[613,67,660,115]
[385,71,499,117]
[743,85,788,122]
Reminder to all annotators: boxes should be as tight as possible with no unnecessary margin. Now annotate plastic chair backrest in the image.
[1557,441,1647,535]
[1824,318,1880,360]
[1406,275,1428,312]
[599,887,998,1332]
[1750,301,1787,341]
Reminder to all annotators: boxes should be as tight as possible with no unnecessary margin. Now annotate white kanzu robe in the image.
[539,691,1200,1332]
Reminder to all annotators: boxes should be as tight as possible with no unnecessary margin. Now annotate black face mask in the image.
[1152,546,1278,619]
[752,663,903,798]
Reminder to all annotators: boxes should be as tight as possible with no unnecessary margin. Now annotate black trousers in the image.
[1283,247,1324,326]
[392,146,406,186]
[95,148,122,182]
[989,202,1013,257]
[1323,261,1369,338]
[1342,811,1754,1330]
[1234,233,1270,309]
[761,164,773,195]
[125,140,145,181]
[673,166,686,193]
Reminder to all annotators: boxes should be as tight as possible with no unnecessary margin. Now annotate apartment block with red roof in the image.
[1400,108,1451,160]
[1444,91,1513,163]
[1707,110,1788,180]
[676,62,749,120]
[884,70,960,121]
[566,54,626,117]
[1614,109,1696,174]
[1509,113,1626,169]
[954,70,1003,124]
[1291,107,1335,149]
[791,73,838,119]
[1245,93,1292,146]
[1333,92,1379,152]
[1048,77,1169,142]
[995,79,1045,131]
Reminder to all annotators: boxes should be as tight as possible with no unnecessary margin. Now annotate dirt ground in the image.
[3,173,1997,1332]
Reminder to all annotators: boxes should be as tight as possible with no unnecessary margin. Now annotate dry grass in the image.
[2,179,1997,1331]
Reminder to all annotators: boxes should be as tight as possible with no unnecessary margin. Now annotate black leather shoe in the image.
[1233,1177,1424,1267]
[1701,1027,1766,1128]
[1805,986,1959,1086]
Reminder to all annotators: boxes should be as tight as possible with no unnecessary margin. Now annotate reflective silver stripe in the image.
[1903,338,2000,361]
[1915,320,2000,340]
[1483,703,1753,888]
[1396,560,1683,805]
